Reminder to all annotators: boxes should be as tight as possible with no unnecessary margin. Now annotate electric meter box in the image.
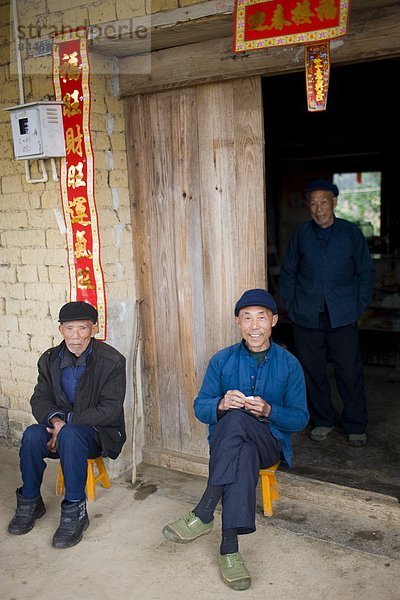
[4,101,66,160]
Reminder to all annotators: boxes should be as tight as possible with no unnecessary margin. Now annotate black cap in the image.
[234,289,277,317]
[305,179,339,197]
[58,301,98,324]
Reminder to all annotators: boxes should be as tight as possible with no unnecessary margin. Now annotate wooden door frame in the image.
[118,4,400,97]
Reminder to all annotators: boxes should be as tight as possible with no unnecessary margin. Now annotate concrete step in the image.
[277,470,400,522]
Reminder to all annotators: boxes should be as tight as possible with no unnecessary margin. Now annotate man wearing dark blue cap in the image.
[162,289,308,590]
[8,301,126,549]
[280,179,374,447]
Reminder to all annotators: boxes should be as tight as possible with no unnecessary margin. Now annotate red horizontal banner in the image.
[234,0,350,52]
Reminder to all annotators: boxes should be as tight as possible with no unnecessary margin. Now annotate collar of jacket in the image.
[240,339,275,362]
[47,338,98,363]
[310,215,337,235]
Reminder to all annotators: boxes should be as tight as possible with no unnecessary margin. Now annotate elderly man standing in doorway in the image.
[162,289,308,590]
[280,179,374,447]
[7,301,126,549]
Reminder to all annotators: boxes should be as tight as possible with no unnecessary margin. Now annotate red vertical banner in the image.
[52,29,107,339]
[305,42,330,111]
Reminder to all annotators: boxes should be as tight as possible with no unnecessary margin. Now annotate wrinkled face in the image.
[308,189,337,228]
[59,319,97,356]
[236,306,278,352]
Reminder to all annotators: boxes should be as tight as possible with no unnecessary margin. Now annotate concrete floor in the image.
[286,365,400,498]
[1,443,400,600]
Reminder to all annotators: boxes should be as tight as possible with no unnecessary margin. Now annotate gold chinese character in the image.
[74,230,92,259]
[66,125,84,157]
[292,0,314,25]
[313,59,325,100]
[77,267,95,290]
[67,162,86,189]
[63,90,81,118]
[247,11,269,31]
[268,4,292,30]
[63,51,78,66]
[60,51,81,82]
[315,0,337,20]
[69,196,90,226]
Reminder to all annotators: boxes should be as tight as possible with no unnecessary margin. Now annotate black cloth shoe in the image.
[8,488,46,535]
[52,499,89,549]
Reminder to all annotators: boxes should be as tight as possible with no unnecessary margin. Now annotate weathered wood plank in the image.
[143,446,209,478]
[91,0,396,58]
[89,0,234,57]
[277,471,400,523]
[196,77,266,357]
[143,90,207,455]
[148,91,184,452]
[126,78,266,461]
[165,87,209,455]
[197,80,239,356]
[119,5,400,97]
[127,89,206,457]
[232,77,266,293]
[125,95,163,449]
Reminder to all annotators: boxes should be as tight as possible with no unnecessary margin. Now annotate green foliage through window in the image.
[333,172,381,236]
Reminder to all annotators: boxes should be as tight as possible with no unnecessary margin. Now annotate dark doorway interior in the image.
[264,57,400,259]
[263,58,400,498]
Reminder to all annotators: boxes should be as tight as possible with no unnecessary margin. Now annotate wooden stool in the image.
[259,462,280,516]
[56,457,111,502]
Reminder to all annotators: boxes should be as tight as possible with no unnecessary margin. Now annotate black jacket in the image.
[30,338,127,458]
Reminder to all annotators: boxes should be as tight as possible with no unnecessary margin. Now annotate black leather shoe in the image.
[8,488,46,535]
[52,499,89,549]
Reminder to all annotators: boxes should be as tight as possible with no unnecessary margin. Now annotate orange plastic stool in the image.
[259,462,280,516]
[56,457,111,502]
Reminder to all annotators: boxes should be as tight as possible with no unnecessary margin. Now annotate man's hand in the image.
[218,390,246,411]
[46,418,65,453]
[244,395,271,418]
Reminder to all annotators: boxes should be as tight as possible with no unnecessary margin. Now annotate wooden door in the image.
[126,77,266,474]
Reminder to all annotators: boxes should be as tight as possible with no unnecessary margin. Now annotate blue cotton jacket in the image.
[193,341,309,466]
[280,218,374,329]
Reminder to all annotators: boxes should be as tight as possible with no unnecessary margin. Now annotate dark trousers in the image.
[208,410,281,534]
[293,322,367,433]
[20,424,102,502]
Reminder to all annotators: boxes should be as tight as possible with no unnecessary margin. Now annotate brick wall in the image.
[1,0,200,475]
[1,0,213,478]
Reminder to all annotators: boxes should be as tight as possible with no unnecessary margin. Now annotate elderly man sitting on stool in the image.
[8,301,126,549]
[162,289,309,590]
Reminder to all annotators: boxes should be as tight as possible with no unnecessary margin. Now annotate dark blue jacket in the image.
[280,218,374,329]
[194,341,309,466]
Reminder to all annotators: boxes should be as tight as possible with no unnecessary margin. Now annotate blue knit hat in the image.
[234,289,277,316]
[305,179,339,197]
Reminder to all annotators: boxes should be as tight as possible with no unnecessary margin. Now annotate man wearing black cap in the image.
[162,289,308,590]
[280,179,374,447]
[7,301,126,549]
